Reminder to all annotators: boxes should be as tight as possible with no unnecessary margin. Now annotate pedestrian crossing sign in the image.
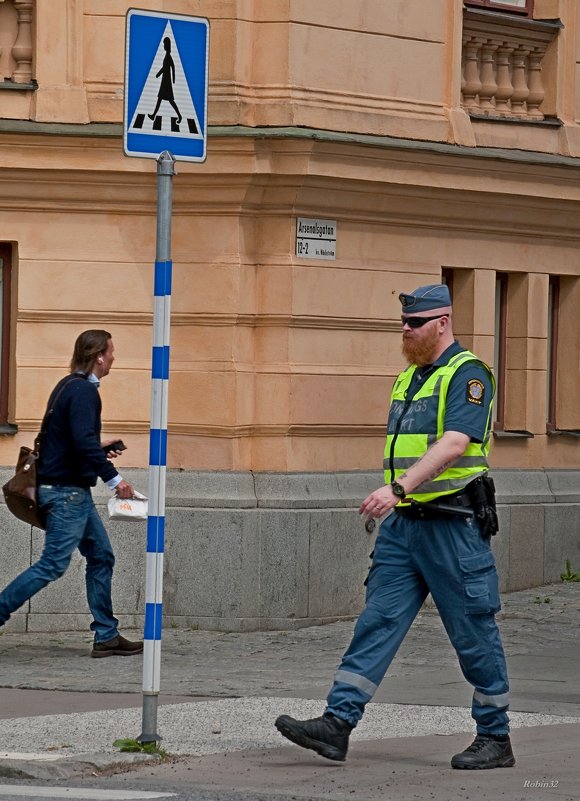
[124,9,209,162]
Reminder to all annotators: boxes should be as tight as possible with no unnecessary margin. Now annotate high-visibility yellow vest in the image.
[383,350,495,503]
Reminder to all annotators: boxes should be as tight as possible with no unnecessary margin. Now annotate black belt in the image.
[396,490,473,520]
[436,490,473,508]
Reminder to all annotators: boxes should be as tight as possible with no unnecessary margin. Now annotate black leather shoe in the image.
[275,713,352,761]
[451,735,515,769]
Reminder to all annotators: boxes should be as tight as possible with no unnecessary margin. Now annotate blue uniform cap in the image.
[399,283,451,313]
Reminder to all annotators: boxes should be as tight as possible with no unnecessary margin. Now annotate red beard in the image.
[401,326,440,367]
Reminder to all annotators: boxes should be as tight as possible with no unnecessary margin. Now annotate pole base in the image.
[137,732,162,745]
[139,692,161,745]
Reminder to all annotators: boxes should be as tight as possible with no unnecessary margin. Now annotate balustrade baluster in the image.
[462,36,483,111]
[478,40,498,114]
[494,43,514,116]
[526,47,545,119]
[510,48,530,117]
[11,0,34,84]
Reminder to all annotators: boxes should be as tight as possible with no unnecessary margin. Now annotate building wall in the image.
[3,2,579,143]
[1,0,579,628]
[2,129,579,472]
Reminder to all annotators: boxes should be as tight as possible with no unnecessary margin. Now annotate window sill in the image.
[0,424,18,435]
[493,429,534,439]
[0,79,38,92]
[469,114,563,128]
[547,429,580,438]
[464,9,563,31]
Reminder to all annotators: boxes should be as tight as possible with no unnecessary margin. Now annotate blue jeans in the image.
[326,509,510,735]
[0,486,119,642]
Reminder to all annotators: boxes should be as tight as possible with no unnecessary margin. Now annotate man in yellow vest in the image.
[275,283,513,770]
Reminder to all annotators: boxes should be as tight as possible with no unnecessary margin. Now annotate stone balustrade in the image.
[461,9,560,121]
[0,0,34,85]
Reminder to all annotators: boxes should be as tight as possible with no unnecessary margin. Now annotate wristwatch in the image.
[391,481,407,500]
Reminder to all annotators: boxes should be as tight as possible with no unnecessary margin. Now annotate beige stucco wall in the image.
[2,1,579,149]
[1,0,579,475]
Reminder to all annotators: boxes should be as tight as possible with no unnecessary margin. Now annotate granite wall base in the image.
[0,468,577,632]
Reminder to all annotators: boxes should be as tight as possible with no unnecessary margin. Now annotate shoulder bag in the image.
[2,438,43,528]
[2,376,83,529]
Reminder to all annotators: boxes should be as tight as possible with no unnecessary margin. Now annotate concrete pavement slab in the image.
[1,584,579,707]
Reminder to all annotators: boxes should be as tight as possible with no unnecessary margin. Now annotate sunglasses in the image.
[401,314,448,329]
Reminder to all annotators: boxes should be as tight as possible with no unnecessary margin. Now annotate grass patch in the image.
[560,559,580,582]
[113,738,169,758]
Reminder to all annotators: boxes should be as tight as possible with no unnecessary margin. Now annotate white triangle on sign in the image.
[128,21,203,139]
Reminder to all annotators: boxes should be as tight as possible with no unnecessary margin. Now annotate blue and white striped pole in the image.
[139,150,176,744]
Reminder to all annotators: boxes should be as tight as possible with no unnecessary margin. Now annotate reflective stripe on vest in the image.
[383,350,495,503]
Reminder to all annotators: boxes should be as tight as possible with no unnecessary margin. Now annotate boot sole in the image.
[275,717,346,762]
[452,756,515,770]
[90,647,144,659]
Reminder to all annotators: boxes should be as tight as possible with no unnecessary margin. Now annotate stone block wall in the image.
[0,468,578,633]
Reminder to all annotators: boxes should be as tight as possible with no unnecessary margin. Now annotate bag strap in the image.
[35,375,86,452]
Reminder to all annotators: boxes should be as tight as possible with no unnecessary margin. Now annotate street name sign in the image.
[296,218,337,260]
[124,9,209,161]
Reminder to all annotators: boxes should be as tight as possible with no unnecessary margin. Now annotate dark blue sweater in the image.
[37,374,119,488]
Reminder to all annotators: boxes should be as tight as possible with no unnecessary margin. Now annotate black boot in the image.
[275,712,352,761]
[451,735,515,769]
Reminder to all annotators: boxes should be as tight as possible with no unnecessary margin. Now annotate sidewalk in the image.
[0,582,579,798]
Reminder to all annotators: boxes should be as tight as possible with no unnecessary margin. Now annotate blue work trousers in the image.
[0,486,119,643]
[326,509,510,735]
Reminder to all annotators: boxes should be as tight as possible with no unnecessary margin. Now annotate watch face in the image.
[392,482,405,497]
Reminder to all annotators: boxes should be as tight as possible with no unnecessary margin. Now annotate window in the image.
[546,276,580,436]
[441,268,454,302]
[493,273,508,428]
[546,276,559,432]
[0,243,13,426]
[464,0,533,16]
[493,272,536,437]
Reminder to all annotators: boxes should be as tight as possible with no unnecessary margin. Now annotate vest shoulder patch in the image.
[466,378,485,406]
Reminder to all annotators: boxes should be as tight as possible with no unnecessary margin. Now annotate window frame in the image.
[493,273,508,430]
[464,0,533,16]
[0,242,12,425]
[546,276,559,432]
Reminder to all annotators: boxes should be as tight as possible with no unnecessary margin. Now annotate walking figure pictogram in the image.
[149,38,182,124]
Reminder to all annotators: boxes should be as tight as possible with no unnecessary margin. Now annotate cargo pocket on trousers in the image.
[459,550,500,615]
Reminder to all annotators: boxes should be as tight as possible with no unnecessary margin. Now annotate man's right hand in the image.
[359,484,401,520]
[115,480,134,499]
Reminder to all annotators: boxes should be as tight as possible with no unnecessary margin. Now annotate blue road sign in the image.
[124,9,209,162]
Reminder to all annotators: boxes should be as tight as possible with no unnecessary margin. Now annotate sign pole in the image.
[139,150,176,744]
[123,6,208,745]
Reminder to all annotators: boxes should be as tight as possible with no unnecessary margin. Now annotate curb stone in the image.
[0,751,161,781]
